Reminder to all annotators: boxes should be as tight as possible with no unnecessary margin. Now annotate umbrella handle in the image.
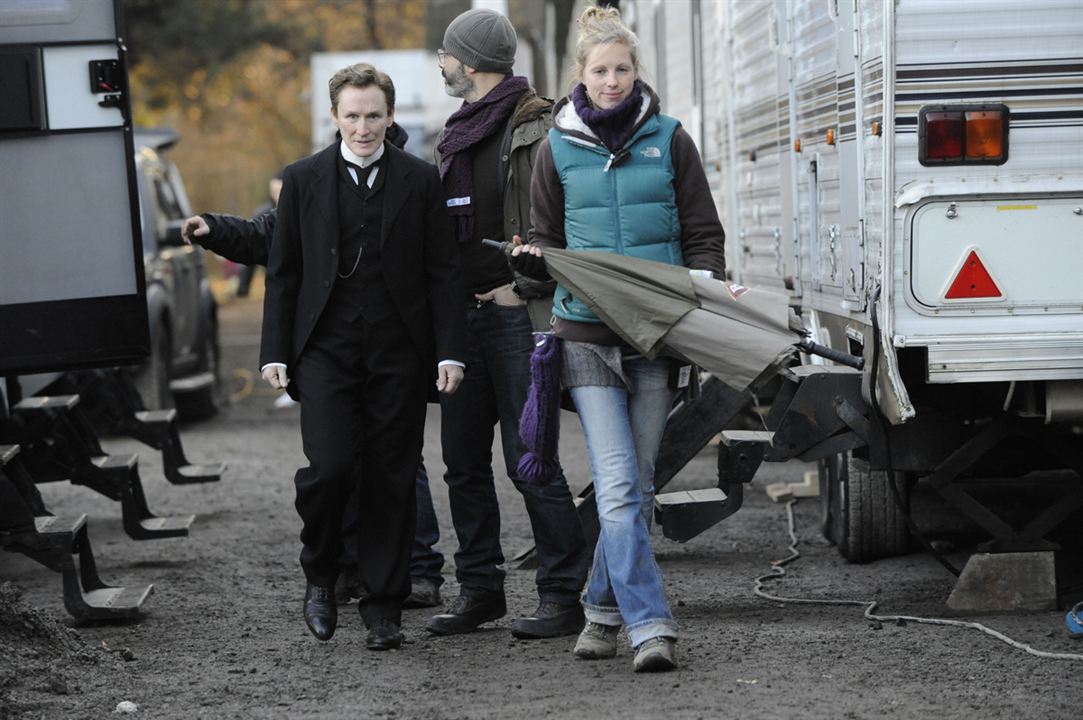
[481,238,511,254]
[796,338,865,370]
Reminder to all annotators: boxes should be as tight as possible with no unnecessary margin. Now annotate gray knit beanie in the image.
[443,8,516,74]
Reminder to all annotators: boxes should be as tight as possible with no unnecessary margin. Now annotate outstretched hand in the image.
[182,216,209,244]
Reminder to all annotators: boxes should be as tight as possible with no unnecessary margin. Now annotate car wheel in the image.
[175,326,222,421]
[133,326,173,411]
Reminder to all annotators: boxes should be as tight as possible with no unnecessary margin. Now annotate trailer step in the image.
[13,394,80,413]
[134,408,178,427]
[88,455,195,540]
[133,409,223,485]
[2,514,154,621]
[171,463,225,484]
[721,430,775,445]
[654,487,741,543]
[719,430,774,486]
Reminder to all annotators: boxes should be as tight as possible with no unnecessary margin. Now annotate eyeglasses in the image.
[437,49,449,67]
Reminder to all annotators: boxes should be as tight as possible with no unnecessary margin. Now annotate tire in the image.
[175,328,222,421]
[133,327,173,411]
[833,453,909,563]
[817,454,838,543]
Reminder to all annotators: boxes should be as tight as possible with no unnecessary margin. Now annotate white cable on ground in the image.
[753,499,1083,662]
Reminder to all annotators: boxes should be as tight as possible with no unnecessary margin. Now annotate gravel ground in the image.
[2,292,1081,719]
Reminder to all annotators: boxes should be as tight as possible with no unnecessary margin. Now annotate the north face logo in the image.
[640,147,661,158]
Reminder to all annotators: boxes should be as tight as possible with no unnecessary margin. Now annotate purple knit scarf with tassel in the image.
[517,333,563,485]
[437,75,529,246]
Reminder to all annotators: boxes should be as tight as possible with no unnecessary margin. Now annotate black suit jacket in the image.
[259,141,467,396]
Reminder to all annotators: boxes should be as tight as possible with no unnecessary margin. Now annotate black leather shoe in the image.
[303,584,337,641]
[426,593,506,635]
[365,618,403,651]
[510,601,585,639]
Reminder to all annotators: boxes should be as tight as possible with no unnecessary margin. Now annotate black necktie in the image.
[345,160,376,188]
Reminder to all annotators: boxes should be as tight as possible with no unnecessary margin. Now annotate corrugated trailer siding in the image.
[730,0,790,289]
[661,0,695,125]
[792,1,843,298]
[700,0,731,274]
[861,2,885,293]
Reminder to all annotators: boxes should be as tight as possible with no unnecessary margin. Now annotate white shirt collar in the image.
[339,139,384,168]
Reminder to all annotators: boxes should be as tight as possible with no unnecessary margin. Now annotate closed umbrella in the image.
[529,247,799,391]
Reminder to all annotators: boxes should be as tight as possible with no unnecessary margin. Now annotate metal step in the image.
[721,430,775,445]
[134,408,178,427]
[89,455,195,540]
[133,409,223,485]
[13,394,80,413]
[654,487,740,543]
[2,514,154,621]
[171,463,225,484]
[719,430,774,486]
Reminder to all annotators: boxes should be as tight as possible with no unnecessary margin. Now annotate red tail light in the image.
[919,104,1009,166]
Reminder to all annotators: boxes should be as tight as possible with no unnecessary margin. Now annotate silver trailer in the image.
[629,0,1083,561]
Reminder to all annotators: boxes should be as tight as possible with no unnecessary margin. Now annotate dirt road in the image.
[3,293,1081,719]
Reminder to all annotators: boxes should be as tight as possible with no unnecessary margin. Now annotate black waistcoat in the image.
[326,154,394,324]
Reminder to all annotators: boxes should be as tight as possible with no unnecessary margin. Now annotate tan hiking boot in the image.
[632,636,677,672]
[573,622,621,659]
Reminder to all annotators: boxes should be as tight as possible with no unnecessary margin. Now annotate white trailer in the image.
[630,0,1083,561]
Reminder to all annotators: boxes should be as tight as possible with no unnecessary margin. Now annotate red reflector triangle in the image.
[945,250,1001,299]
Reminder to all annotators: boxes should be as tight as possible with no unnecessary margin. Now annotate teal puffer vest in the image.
[549,113,683,324]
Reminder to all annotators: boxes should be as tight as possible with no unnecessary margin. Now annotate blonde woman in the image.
[512,6,726,672]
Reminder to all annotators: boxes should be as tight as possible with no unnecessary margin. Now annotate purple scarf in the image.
[571,80,645,152]
[437,75,529,244]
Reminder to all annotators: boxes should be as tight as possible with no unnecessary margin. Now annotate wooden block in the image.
[787,470,821,498]
[765,482,794,502]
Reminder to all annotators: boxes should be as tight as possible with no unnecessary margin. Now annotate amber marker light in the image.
[965,109,1006,160]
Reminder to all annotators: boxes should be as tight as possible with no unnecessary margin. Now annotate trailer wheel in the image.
[828,453,909,563]
[817,454,838,542]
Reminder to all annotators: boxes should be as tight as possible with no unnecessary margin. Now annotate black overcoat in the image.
[259,140,467,399]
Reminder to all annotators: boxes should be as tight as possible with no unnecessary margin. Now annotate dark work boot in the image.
[403,577,442,609]
[303,584,337,641]
[510,601,585,639]
[426,592,506,635]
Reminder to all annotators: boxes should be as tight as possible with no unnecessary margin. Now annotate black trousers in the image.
[293,307,426,626]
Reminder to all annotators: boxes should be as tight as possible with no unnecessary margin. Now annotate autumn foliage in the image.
[124,0,428,218]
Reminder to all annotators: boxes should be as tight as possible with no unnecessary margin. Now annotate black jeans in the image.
[439,302,588,605]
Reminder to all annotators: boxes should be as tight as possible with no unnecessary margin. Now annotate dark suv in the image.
[131,129,221,419]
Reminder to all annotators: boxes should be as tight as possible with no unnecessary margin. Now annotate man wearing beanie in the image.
[428,8,589,639]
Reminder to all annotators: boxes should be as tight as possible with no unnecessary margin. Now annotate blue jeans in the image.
[570,356,677,646]
[440,302,588,604]
[411,461,444,584]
